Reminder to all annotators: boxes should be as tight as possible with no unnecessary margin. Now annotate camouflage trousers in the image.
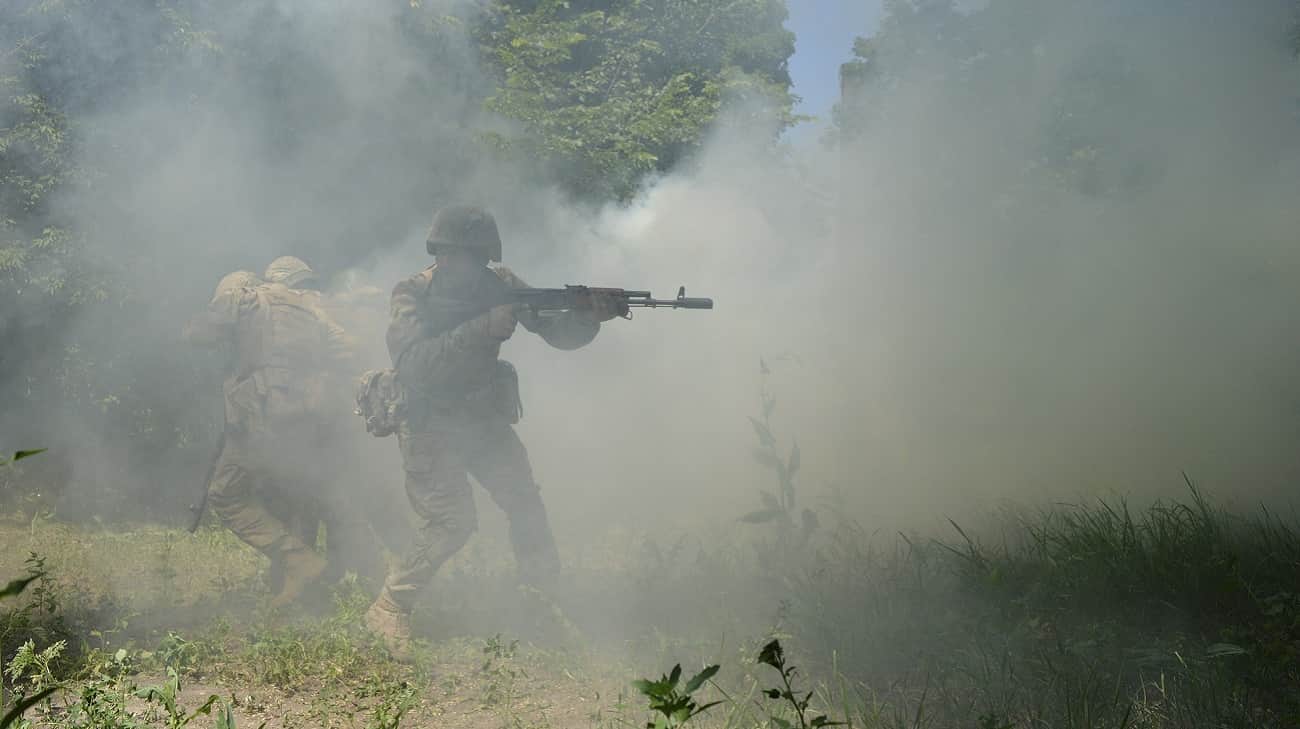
[208,429,383,585]
[382,413,560,613]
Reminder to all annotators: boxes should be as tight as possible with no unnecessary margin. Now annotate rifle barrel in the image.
[512,286,713,310]
[630,297,714,309]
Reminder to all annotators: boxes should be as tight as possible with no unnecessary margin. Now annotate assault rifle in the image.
[506,285,713,318]
[187,431,222,533]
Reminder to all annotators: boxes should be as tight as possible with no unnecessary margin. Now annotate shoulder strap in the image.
[238,285,274,379]
[259,283,322,316]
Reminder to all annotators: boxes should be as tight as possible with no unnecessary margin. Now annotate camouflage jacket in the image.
[386,264,598,403]
[184,283,358,426]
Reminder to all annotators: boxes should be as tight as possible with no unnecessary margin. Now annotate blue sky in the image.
[785,1,882,130]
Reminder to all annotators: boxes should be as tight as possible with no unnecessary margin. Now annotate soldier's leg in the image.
[367,425,477,661]
[209,447,307,557]
[258,470,323,591]
[287,490,321,551]
[361,470,418,557]
[210,439,325,607]
[326,434,389,587]
[380,427,478,613]
[469,423,560,585]
[261,483,293,593]
[320,484,385,587]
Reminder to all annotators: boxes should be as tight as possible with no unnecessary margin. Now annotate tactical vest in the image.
[406,265,522,423]
[415,264,511,338]
[232,283,338,428]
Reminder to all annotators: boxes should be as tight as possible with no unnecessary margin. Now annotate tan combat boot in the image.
[269,546,327,609]
[365,589,413,663]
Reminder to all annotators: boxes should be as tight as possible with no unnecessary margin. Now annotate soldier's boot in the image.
[364,588,413,663]
[269,547,327,609]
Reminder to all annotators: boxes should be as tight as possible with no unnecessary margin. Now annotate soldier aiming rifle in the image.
[358,205,711,660]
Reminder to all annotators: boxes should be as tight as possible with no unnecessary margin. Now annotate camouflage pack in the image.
[355,368,405,437]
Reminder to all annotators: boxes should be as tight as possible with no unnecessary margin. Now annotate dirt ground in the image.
[134,647,626,729]
[0,518,719,729]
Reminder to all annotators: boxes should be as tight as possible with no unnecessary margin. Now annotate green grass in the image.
[779,482,1300,728]
[1,484,1298,728]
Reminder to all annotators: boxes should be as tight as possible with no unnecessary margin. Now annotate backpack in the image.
[236,284,340,427]
[354,368,405,437]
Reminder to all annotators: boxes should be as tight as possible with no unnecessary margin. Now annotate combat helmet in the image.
[264,256,317,288]
[426,205,502,262]
[213,270,260,301]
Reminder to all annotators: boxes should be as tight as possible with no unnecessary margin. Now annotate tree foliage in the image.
[834,0,1300,197]
[0,0,489,516]
[479,0,798,200]
[1,6,91,326]
[0,0,797,516]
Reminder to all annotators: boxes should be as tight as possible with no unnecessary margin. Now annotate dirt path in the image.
[19,639,634,729]
[0,520,725,729]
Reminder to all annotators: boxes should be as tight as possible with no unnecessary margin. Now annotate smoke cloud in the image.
[504,0,1300,535]
[5,0,1300,552]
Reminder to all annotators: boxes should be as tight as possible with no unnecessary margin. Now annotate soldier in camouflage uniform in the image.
[364,205,620,659]
[185,269,299,592]
[258,259,389,588]
[185,257,357,608]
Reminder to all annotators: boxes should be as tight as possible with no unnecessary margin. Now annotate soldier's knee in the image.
[403,468,433,494]
[207,468,248,513]
[208,492,256,535]
[442,500,479,546]
[412,513,475,564]
[414,492,477,543]
[496,478,544,515]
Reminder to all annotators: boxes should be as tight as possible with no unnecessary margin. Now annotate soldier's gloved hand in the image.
[583,291,624,323]
[485,304,518,340]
